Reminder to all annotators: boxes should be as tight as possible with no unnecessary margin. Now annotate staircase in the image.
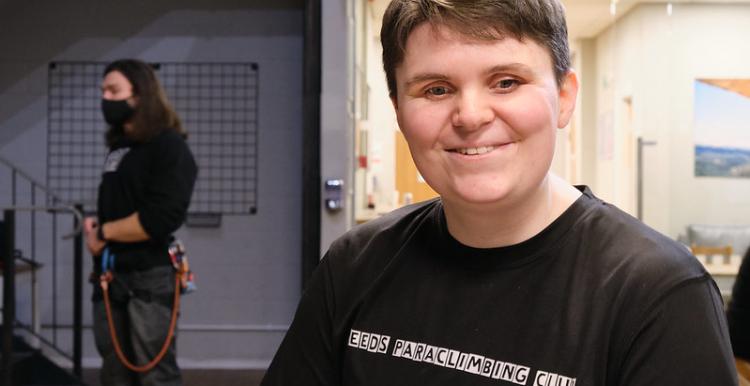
[1,335,83,385]
[1,155,86,385]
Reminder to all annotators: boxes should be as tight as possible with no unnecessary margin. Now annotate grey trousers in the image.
[92,265,182,386]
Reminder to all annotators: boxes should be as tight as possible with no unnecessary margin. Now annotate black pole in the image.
[636,138,657,221]
[72,204,83,377]
[2,210,16,386]
[635,137,643,221]
[302,0,322,290]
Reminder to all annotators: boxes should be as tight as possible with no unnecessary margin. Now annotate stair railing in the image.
[0,154,85,382]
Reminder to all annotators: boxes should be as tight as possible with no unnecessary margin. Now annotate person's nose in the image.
[451,89,494,132]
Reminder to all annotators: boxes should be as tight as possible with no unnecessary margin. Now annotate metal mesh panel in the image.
[47,62,103,209]
[46,61,259,215]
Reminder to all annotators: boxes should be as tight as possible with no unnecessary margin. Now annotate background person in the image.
[84,58,198,386]
[729,247,750,385]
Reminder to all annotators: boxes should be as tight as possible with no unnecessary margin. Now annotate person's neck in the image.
[442,175,582,248]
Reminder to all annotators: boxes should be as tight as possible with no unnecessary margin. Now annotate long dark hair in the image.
[103,59,185,147]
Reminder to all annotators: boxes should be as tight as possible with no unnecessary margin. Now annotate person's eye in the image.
[426,86,449,97]
[494,78,519,91]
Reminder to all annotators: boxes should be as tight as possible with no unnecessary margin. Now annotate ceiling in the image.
[563,0,635,39]
[369,0,749,40]
[368,0,631,40]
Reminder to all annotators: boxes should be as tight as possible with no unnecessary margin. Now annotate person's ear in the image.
[557,70,579,129]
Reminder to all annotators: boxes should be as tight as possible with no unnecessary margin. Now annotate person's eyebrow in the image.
[404,63,537,89]
[404,73,449,89]
[483,63,535,77]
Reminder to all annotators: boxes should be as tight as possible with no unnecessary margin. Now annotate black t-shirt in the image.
[96,129,197,272]
[262,187,736,386]
[728,247,750,360]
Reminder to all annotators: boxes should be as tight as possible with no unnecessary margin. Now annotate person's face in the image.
[392,23,578,208]
[101,70,135,105]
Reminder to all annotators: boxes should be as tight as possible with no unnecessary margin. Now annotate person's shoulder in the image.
[319,199,441,311]
[151,128,187,146]
[575,188,706,288]
[326,199,440,266]
[148,129,195,160]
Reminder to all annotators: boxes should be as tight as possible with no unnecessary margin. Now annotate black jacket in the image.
[96,129,198,272]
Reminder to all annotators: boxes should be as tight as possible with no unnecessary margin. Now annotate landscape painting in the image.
[694,79,750,178]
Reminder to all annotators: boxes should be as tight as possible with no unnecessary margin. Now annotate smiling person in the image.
[262,1,736,385]
[84,59,197,386]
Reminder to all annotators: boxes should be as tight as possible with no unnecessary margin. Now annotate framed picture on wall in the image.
[694,78,750,178]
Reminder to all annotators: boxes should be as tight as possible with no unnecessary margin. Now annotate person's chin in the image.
[447,185,514,207]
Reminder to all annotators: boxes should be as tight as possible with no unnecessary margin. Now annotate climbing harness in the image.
[99,241,192,373]
[168,240,196,294]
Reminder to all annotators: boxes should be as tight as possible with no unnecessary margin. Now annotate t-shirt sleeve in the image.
[617,277,737,385]
[728,250,750,360]
[138,132,198,241]
[261,256,339,386]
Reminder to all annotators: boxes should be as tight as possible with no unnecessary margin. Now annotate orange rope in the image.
[100,271,181,373]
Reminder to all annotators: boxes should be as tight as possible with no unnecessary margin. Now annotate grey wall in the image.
[320,0,355,253]
[0,0,304,369]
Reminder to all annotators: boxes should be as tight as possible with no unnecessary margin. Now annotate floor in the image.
[82,369,265,386]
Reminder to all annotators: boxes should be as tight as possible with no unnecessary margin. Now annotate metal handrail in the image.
[0,156,86,381]
[0,155,68,205]
[0,205,83,238]
[1,205,84,380]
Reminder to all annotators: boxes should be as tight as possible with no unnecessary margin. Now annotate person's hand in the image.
[84,217,106,256]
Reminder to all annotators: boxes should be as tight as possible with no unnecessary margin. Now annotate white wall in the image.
[589,3,750,238]
[579,38,598,188]
[364,3,398,212]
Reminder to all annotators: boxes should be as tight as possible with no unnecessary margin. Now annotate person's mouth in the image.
[452,146,496,155]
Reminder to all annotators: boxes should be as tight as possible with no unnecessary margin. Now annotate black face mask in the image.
[101,99,135,127]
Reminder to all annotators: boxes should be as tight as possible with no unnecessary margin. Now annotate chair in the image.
[691,244,734,307]
[691,244,733,265]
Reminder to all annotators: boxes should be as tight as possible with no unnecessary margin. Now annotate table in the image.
[694,254,742,305]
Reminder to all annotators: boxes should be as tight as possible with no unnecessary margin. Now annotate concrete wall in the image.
[0,0,304,369]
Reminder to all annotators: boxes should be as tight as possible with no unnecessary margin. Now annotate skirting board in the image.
[82,357,272,370]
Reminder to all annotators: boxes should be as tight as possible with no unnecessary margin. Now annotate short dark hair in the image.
[103,59,185,146]
[380,0,571,98]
